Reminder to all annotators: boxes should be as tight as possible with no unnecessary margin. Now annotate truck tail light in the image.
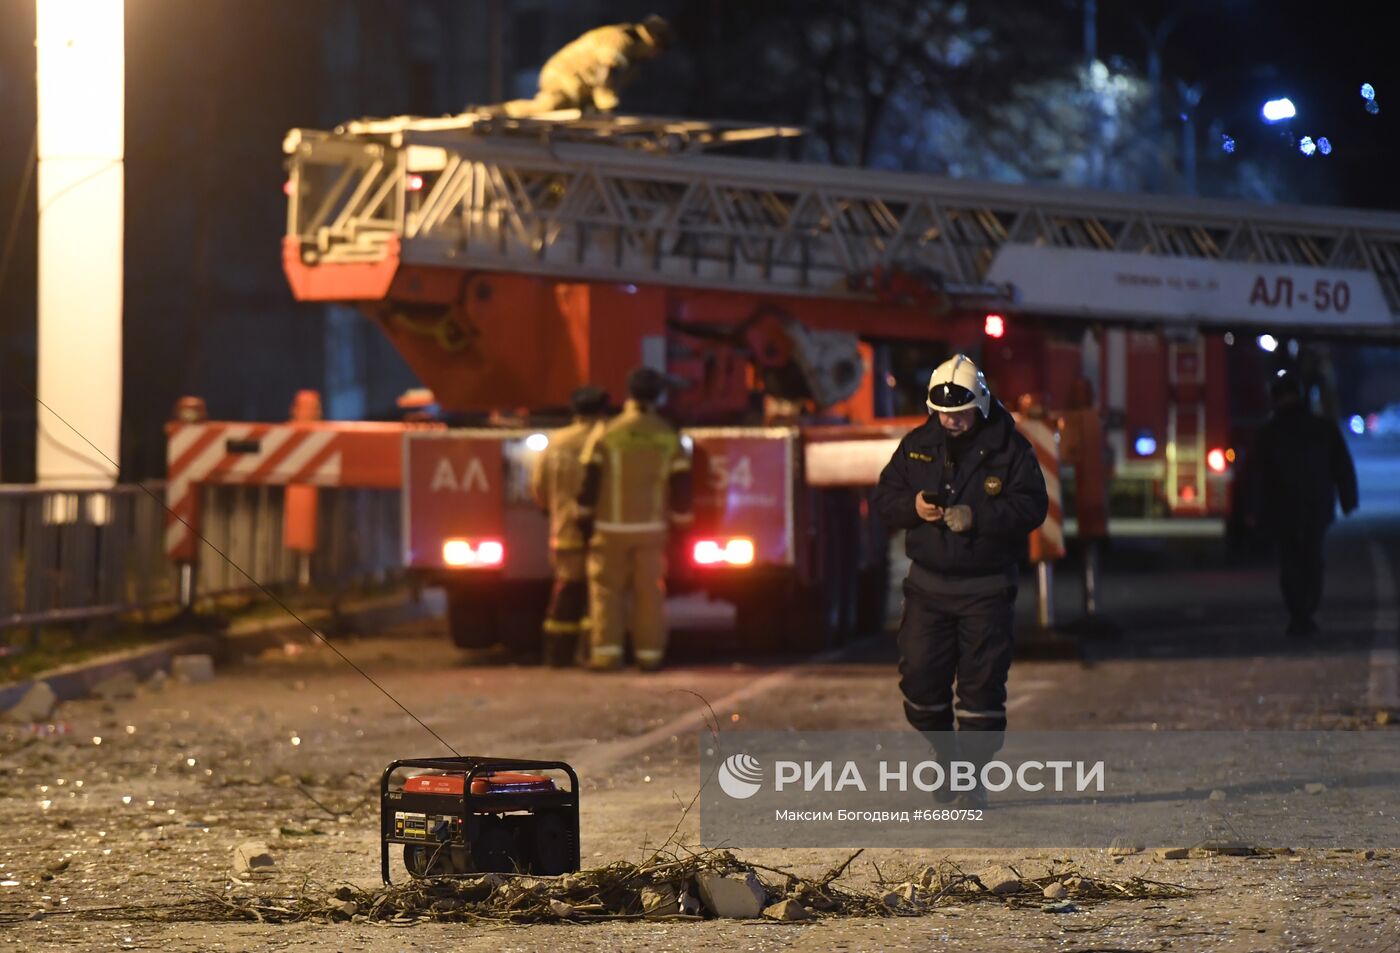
[443,538,504,568]
[406,174,424,192]
[692,537,755,567]
[984,313,1006,339]
[1207,448,1229,473]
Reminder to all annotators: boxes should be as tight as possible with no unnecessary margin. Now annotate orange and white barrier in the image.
[164,420,412,562]
[1012,413,1064,562]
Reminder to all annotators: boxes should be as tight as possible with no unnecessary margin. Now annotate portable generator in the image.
[379,756,580,883]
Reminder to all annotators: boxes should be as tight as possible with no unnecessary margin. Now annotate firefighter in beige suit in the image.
[504,16,673,117]
[529,386,608,667]
[576,368,692,671]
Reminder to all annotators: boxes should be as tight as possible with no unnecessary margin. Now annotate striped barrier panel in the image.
[1012,413,1064,562]
[164,421,414,562]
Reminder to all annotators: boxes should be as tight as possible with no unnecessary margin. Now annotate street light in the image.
[35,0,125,493]
[1261,97,1296,122]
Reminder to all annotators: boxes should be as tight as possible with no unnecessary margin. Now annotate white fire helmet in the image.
[926,354,991,417]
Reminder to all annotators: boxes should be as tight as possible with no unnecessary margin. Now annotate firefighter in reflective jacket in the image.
[529,385,609,667]
[503,15,673,117]
[874,355,1048,805]
[576,368,693,671]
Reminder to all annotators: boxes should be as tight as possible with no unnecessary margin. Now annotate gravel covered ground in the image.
[1,517,1398,951]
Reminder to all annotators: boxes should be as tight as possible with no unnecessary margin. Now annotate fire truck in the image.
[166,110,1400,653]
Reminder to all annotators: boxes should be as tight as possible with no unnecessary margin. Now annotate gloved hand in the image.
[942,504,973,533]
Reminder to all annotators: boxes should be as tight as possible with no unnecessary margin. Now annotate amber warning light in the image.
[693,538,756,567]
[443,539,505,568]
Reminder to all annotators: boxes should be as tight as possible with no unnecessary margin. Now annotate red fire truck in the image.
[166,111,1400,653]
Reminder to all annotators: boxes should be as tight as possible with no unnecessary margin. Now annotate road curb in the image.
[0,590,438,717]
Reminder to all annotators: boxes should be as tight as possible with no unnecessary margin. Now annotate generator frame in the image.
[379,755,580,885]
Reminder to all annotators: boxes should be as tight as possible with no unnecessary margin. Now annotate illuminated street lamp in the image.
[1261,97,1296,122]
[35,0,125,491]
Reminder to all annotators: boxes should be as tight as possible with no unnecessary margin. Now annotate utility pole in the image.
[1177,80,1203,195]
[1137,11,1182,193]
[487,0,504,103]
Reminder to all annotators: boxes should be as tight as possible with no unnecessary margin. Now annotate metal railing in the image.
[0,482,402,635]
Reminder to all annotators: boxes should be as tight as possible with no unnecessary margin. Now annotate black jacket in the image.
[874,403,1049,576]
[1244,404,1359,531]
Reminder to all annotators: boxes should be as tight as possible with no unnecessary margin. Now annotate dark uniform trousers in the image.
[897,579,1015,758]
[1276,520,1327,623]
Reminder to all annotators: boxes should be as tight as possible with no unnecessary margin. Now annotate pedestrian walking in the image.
[1243,372,1359,636]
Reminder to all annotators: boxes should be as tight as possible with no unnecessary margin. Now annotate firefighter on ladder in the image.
[576,368,693,671]
[874,355,1048,807]
[502,15,673,117]
[529,385,610,667]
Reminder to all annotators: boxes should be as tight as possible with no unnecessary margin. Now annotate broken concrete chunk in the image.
[6,682,57,723]
[1042,882,1069,900]
[548,899,575,919]
[329,899,357,919]
[976,865,1021,895]
[91,671,138,700]
[172,655,215,683]
[1208,789,1227,801]
[1304,782,1327,795]
[695,870,766,919]
[232,841,275,876]
[1108,837,1144,856]
[1155,848,1190,860]
[762,899,813,921]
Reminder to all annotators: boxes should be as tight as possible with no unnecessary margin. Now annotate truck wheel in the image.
[855,558,892,635]
[494,582,551,660]
[445,585,496,650]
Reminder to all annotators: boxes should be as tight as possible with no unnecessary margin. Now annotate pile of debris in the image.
[187,850,1195,925]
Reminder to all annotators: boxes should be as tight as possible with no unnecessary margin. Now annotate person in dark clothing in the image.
[1244,373,1359,636]
[874,355,1048,806]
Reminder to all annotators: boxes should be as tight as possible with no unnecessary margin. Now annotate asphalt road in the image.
[1,439,1397,952]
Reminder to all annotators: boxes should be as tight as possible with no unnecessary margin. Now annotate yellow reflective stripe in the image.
[542,619,585,634]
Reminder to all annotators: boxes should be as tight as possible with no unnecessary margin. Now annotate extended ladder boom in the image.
[285,112,1400,336]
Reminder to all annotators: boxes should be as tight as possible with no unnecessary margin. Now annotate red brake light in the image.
[406,174,424,192]
[984,314,1006,339]
[443,538,504,568]
[692,538,755,567]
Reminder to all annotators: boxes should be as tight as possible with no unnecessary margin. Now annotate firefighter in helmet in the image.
[873,355,1048,806]
[503,15,673,117]
[529,385,610,666]
[576,367,693,671]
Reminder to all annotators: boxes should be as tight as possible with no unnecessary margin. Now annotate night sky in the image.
[1094,0,1400,211]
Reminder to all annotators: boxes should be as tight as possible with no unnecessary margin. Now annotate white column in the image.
[35,0,125,487]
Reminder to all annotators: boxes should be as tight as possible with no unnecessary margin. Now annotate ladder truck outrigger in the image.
[165,108,1400,654]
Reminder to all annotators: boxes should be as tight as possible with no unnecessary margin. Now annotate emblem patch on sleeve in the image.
[907,451,934,462]
[983,475,1004,496]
